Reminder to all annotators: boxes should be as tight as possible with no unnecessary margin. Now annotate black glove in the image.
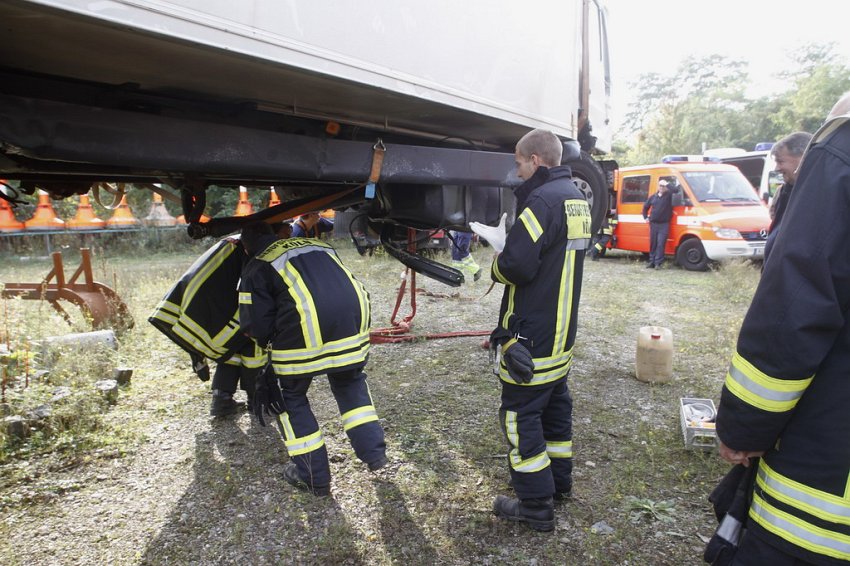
[502,340,534,384]
[251,365,284,426]
[189,352,210,382]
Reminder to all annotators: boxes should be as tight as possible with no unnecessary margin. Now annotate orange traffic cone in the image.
[24,190,66,231]
[106,195,140,229]
[143,193,177,227]
[234,186,254,217]
[0,197,24,233]
[67,193,106,230]
[268,188,281,208]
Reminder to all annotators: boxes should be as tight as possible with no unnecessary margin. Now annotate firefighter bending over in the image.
[239,222,387,496]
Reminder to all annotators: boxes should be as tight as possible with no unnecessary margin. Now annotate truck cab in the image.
[611,162,770,271]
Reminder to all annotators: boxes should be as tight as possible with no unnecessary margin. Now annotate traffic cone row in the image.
[0,186,283,232]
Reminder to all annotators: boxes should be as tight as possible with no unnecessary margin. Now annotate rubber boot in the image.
[493,495,555,532]
[283,462,330,497]
[210,390,244,417]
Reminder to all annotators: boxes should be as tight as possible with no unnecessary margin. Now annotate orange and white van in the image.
[610,162,770,270]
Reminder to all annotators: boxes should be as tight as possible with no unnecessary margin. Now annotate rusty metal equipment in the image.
[2,248,134,332]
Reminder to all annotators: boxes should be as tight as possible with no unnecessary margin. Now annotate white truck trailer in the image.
[0,0,615,281]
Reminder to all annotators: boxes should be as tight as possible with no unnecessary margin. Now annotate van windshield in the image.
[682,171,761,203]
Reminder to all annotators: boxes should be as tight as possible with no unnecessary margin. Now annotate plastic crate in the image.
[680,398,718,450]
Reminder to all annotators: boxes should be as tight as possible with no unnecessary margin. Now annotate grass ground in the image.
[0,238,761,565]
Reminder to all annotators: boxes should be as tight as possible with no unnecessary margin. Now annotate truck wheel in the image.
[676,238,710,271]
[568,152,608,236]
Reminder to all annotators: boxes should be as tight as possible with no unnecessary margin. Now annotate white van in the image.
[705,148,783,204]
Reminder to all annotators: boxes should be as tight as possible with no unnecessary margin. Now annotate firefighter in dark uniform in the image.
[589,208,618,260]
[716,95,850,565]
[490,129,591,532]
[149,236,265,416]
[239,223,387,496]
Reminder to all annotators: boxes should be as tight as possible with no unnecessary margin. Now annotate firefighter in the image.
[588,208,617,260]
[716,93,850,565]
[149,235,265,416]
[238,222,387,496]
[489,129,591,532]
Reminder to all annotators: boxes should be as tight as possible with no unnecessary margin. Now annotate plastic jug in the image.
[635,326,673,383]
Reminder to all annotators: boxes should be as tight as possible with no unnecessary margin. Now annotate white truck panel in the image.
[14,0,606,145]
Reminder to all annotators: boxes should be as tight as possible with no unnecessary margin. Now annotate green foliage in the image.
[619,43,849,163]
[625,496,676,524]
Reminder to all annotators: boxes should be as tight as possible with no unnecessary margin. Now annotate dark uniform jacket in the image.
[239,237,371,378]
[491,165,591,386]
[149,237,253,363]
[642,189,676,223]
[716,115,850,565]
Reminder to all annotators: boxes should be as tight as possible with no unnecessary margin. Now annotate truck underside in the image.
[0,0,612,281]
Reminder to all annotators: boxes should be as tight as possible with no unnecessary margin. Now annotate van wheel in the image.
[676,239,709,271]
[568,152,608,236]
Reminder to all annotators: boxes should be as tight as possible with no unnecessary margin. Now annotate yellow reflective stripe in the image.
[758,460,850,524]
[492,256,510,285]
[750,492,850,560]
[279,262,321,349]
[504,410,520,451]
[509,450,551,474]
[341,405,378,431]
[271,332,370,376]
[326,253,372,334]
[210,316,241,348]
[153,299,180,317]
[546,440,573,459]
[183,242,235,307]
[725,353,813,412]
[519,208,543,243]
[238,292,252,305]
[499,349,573,386]
[500,288,516,329]
[173,322,224,359]
[150,308,178,326]
[552,249,576,356]
[282,428,325,457]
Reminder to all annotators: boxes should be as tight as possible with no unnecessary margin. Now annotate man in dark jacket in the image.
[641,178,679,268]
[763,131,812,263]
[716,92,850,565]
[489,129,591,532]
[238,223,387,497]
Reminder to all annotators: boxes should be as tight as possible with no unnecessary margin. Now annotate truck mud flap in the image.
[380,229,463,287]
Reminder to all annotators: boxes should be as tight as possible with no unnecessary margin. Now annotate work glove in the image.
[469,213,507,253]
[502,339,534,384]
[251,365,284,426]
[189,352,210,382]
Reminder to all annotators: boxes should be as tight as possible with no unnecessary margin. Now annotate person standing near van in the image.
[641,178,679,268]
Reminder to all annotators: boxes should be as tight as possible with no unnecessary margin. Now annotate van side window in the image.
[621,175,649,203]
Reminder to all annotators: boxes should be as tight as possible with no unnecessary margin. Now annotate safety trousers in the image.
[275,368,386,488]
[212,341,266,398]
[500,376,573,500]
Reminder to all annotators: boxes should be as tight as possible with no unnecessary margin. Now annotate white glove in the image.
[469,213,507,253]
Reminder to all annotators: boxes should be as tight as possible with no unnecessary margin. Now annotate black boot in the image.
[283,462,330,497]
[210,390,244,417]
[493,495,555,532]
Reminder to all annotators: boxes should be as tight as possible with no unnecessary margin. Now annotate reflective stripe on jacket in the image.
[716,117,850,564]
[491,165,591,386]
[239,238,371,378]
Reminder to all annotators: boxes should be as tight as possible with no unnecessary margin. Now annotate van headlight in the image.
[713,227,741,239]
